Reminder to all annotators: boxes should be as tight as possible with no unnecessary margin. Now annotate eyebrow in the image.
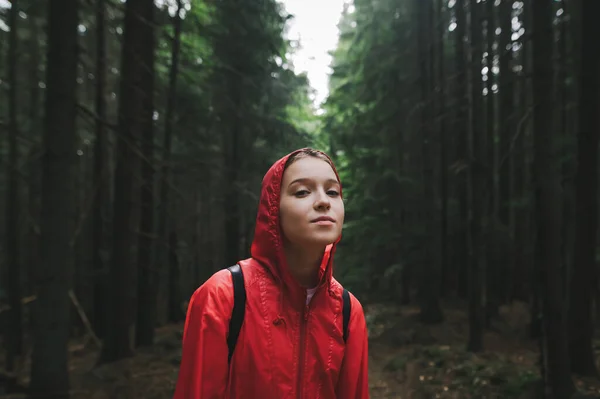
[288,178,340,187]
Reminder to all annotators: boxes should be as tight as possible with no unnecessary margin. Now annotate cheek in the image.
[334,200,345,220]
[279,200,302,235]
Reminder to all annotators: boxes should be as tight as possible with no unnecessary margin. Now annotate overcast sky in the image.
[281,0,347,108]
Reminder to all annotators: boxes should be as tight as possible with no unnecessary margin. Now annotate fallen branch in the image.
[68,289,101,349]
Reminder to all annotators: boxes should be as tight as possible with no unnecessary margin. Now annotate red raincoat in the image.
[173,149,370,398]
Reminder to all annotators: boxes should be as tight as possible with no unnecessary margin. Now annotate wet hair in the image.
[284,148,335,171]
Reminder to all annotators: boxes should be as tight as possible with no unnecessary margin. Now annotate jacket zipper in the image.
[297,300,310,399]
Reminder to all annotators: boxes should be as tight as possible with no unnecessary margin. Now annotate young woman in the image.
[173,148,369,398]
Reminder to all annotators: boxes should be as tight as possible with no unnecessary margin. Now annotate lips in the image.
[311,216,336,223]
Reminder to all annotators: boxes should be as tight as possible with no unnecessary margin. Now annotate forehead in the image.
[282,157,338,183]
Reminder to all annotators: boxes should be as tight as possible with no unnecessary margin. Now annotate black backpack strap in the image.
[342,289,351,343]
[226,264,246,364]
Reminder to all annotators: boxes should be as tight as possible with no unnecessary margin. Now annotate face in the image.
[279,156,344,250]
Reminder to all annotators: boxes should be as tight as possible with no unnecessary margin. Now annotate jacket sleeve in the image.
[336,294,370,399]
[173,269,234,399]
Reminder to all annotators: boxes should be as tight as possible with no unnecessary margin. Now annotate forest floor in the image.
[2,300,600,398]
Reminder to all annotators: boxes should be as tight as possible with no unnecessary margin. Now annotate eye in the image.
[327,190,340,197]
[294,190,310,197]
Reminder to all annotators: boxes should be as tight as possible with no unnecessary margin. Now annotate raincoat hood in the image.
[250,148,343,304]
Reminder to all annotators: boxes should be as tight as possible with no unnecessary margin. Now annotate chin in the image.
[307,233,341,247]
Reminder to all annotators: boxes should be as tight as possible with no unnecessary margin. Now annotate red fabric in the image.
[173,149,370,399]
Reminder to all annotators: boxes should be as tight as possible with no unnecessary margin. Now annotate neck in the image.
[283,244,325,288]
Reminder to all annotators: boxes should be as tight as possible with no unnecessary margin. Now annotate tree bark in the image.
[100,0,154,363]
[136,0,157,347]
[92,0,108,340]
[436,0,449,299]
[568,0,600,377]
[414,0,443,324]
[454,0,469,300]
[467,0,485,353]
[29,0,79,396]
[157,0,183,326]
[6,0,23,381]
[531,0,575,396]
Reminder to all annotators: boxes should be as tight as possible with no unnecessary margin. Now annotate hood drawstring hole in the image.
[273,317,285,326]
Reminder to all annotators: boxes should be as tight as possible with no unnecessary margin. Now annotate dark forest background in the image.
[1,0,599,398]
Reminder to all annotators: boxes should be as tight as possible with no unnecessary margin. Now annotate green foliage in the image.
[151,0,316,191]
[384,354,408,372]
[0,0,318,284]
[202,0,313,160]
[384,346,540,398]
[323,0,425,298]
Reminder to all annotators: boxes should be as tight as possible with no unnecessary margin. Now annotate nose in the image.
[313,189,331,210]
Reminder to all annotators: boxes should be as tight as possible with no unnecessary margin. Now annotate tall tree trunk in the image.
[192,189,201,287]
[568,0,600,377]
[26,10,42,300]
[416,0,443,324]
[224,87,242,268]
[160,0,183,324]
[136,0,157,347]
[485,0,500,325]
[531,0,575,396]
[168,231,182,321]
[29,0,79,396]
[558,0,574,309]
[467,0,485,353]
[454,0,469,300]
[498,0,515,300]
[437,0,449,299]
[100,0,153,363]
[92,0,108,340]
[6,0,23,383]
[498,0,513,227]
